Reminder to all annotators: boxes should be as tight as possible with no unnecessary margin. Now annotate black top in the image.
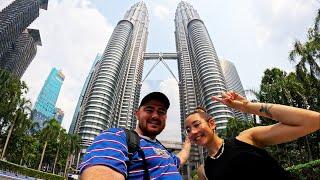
[204,138,295,180]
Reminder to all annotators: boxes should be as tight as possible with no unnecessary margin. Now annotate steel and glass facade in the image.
[175,2,233,132]
[75,2,149,147]
[69,54,102,134]
[0,0,48,77]
[33,68,65,126]
[174,1,234,171]
[220,59,250,121]
[0,29,41,78]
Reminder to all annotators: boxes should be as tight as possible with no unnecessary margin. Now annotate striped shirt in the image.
[79,128,182,180]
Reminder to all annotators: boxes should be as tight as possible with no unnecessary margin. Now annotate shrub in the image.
[287,159,320,180]
[0,160,65,180]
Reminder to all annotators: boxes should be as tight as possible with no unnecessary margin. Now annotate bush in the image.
[0,160,65,180]
[287,159,320,180]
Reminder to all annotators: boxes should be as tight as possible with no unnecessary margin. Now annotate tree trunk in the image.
[305,136,313,161]
[20,149,25,165]
[1,121,15,160]
[53,145,60,174]
[76,151,81,170]
[64,152,70,176]
[38,141,48,171]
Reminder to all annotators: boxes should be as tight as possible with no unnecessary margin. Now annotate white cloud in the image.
[0,0,14,11]
[153,4,170,21]
[22,0,113,131]
[157,78,181,142]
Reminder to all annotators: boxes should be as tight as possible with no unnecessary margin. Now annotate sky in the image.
[17,0,319,142]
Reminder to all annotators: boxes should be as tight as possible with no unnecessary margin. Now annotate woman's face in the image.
[185,113,215,147]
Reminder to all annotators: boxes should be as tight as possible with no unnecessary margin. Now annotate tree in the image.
[53,128,67,174]
[64,133,80,176]
[38,119,60,171]
[253,68,319,166]
[222,118,254,140]
[289,10,320,80]
[0,69,28,138]
[1,98,31,159]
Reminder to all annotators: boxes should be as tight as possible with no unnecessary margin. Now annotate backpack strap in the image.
[124,129,150,180]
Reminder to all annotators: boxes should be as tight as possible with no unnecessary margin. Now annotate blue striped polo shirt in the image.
[79,128,182,180]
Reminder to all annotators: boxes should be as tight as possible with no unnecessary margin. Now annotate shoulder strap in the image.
[124,129,150,180]
[124,129,140,154]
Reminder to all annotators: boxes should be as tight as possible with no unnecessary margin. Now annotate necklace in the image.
[209,140,225,160]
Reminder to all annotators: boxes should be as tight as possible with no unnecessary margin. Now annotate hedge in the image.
[287,159,320,180]
[0,160,65,180]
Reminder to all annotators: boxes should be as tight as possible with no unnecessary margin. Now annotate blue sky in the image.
[19,0,318,141]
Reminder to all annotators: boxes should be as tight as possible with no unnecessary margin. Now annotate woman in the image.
[184,91,320,180]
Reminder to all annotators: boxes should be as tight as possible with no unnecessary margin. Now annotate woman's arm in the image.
[212,91,320,147]
[197,164,207,180]
[177,138,191,166]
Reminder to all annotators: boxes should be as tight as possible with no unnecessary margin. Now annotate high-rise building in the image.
[54,107,64,124]
[33,68,65,126]
[0,0,48,77]
[75,2,149,147]
[174,1,234,172]
[175,2,233,131]
[0,29,41,78]
[220,59,250,121]
[69,54,102,134]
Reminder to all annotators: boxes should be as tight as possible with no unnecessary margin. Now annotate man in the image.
[80,92,191,180]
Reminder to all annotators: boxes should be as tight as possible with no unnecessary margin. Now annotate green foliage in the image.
[0,160,64,180]
[221,118,255,139]
[289,10,320,80]
[287,159,320,180]
[0,70,81,174]
[253,67,320,168]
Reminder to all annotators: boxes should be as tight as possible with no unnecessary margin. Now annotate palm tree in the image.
[289,10,320,80]
[1,98,31,159]
[53,128,67,174]
[38,119,60,171]
[64,134,80,176]
[0,69,27,135]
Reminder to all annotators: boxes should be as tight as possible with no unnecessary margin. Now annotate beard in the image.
[138,122,165,138]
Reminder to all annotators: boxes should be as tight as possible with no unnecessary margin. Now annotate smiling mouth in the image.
[148,120,161,126]
[194,135,202,141]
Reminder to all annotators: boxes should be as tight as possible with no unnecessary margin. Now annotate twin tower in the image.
[70,2,238,150]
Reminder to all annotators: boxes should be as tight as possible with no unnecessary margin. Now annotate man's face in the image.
[136,100,167,138]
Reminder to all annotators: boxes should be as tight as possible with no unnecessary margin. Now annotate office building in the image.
[33,68,65,126]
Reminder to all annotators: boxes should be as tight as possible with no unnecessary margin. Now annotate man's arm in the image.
[212,92,320,147]
[177,138,191,166]
[81,165,124,180]
[79,128,129,179]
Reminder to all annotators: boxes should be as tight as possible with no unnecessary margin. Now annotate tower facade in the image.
[69,54,102,134]
[0,29,41,78]
[33,68,65,126]
[76,2,149,147]
[0,0,48,77]
[220,59,250,121]
[174,1,234,171]
[175,2,233,131]
[54,107,64,124]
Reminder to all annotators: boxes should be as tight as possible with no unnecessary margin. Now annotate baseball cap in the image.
[139,92,170,109]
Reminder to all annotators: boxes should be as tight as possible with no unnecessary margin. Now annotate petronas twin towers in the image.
[71,1,234,155]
